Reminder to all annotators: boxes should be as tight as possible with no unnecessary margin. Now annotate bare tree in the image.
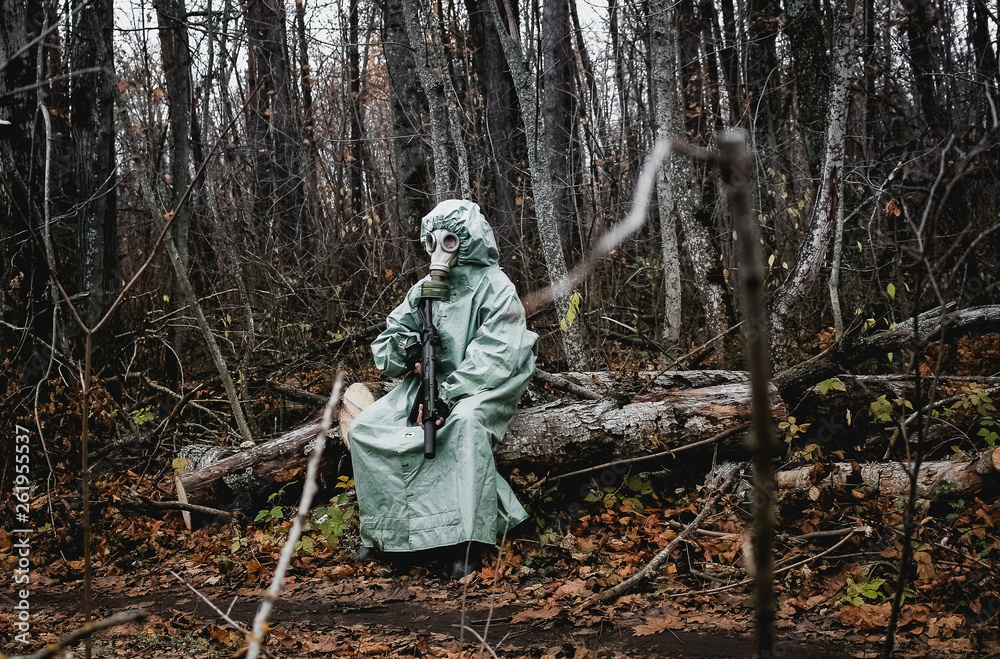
[650,0,727,346]
[243,0,306,260]
[489,0,588,369]
[380,0,431,240]
[69,0,119,330]
[542,0,578,252]
[768,0,855,367]
[401,0,456,202]
[464,0,525,250]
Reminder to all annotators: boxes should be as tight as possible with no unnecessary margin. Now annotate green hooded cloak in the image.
[348,200,537,552]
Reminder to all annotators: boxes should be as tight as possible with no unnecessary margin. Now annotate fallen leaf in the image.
[839,603,891,630]
[512,604,561,623]
[633,614,683,636]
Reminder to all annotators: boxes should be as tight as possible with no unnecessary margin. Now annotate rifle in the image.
[417,274,450,459]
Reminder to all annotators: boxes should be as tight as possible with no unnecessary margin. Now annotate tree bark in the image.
[776,451,1000,497]
[769,0,854,369]
[0,0,56,351]
[649,0,682,346]
[489,0,588,370]
[154,0,194,267]
[70,0,119,329]
[295,0,324,240]
[177,370,786,505]
[464,0,524,251]
[401,0,455,202]
[773,304,1000,400]
[903,0,948,137]
[346,0,365,217]
[154,0,195,387]
[785,0,831,178]
[243,0,306,258]
[542,0,577,252]
[381,0,431,242]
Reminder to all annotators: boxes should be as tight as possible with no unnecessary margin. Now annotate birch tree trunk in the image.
[489,1,588,370]
[542,0,576,252]
[650,0,681,346]
[401,0,455,202]
[650,0,727,345]
[769,0,854,368]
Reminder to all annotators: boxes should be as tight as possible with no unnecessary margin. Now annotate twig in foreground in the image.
[667,529,860,598]
[581,463,742,607]
[169,571,277,659]
[245,374,345,659]
[2,609,147,659]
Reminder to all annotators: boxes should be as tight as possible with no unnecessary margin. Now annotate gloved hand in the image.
[404,343,421,373]
[408,384,451,426]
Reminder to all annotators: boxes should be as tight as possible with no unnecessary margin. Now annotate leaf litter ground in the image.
[3,467,999,658]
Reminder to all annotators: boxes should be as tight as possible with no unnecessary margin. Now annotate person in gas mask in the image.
[348,199,537,577]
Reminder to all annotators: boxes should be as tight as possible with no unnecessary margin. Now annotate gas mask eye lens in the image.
[423,234,436,254]
[442,232,459,252]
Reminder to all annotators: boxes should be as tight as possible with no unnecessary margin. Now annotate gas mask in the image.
[423,228,460,277]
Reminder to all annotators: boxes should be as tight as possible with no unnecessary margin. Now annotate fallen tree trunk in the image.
[774,304,1000,400]
[177,370,786,506]
[776,447,1000,496]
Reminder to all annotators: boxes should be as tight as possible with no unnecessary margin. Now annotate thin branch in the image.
[532,369,602,401]
[120,493,232,519]
[521,137,676,314]
[668,530,859,598]
[169,572,279,659]
[1,609,147,659]
[0,3,84,77]
[245,374,345,659]
[545,423,749,483]
[582,464,741,606]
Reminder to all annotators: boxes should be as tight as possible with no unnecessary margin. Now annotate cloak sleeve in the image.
[438,278,534,407]
[370,285,422,377]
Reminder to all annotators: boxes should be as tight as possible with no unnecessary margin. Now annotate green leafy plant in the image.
[869,395,912,423]
[792,442,824,462]
[559,291,583,331]
[952,383,998,446]
[255,481,293,523]
[309,476,357,546]
[814,377,847,396]
[230,535,248,554]
[839,575,886,606]
[779,416,811,444]
[130,406,155,426]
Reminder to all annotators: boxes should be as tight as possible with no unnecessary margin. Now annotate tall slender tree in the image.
[542,0,578,253]
[243,0,306,259]
[465,0,525,252]
[70,0,119,330]
[769,0,855,367]
[381,0,431,241]
[489,0,588,369]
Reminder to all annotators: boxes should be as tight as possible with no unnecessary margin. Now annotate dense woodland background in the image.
[3,0,999,387]
[3,1,1000,656]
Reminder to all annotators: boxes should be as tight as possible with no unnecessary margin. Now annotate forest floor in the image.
[5,336,1000,657]
[3,467,999,659]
